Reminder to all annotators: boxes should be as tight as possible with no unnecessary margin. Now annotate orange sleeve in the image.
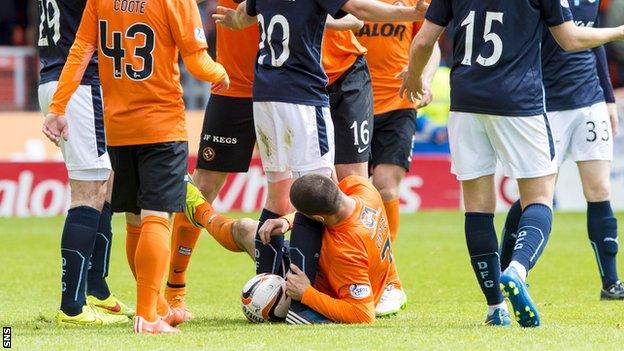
[166,0,209,57]
[48,0,98,115]
[301,242,376,324]
[181,50,227,83]
[301,287,375,324]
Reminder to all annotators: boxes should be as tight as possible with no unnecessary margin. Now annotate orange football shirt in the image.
[213,0,258,98]
[49,0,225,146]
[301,176,400,324]
[322,30,367,86]
[354,0,420,115]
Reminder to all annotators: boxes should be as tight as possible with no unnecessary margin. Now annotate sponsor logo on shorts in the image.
[360,207,378,229]
[202,134,238,145]
[357,145,370,154]
[202,147,216,162]
[178,246,192,256]
[349,284,371,299]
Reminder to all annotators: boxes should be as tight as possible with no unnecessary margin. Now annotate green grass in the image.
[1,212,624,350]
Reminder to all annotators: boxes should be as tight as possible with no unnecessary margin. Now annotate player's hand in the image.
[398,70,424,104]
[418,81,433,108]
[212,73,230,93]
[42,113,68,146]
[285,264,310,301]
[213,6,238,29]
[257,218,289,245]
[607,103,619,137]
[413,0,429,21]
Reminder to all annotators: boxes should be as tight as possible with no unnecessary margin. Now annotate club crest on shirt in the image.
[349,284,372,299]
[360,207,378,229]
[194,27,207,43]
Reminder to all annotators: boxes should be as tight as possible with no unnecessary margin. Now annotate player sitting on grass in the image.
[184,174,403,324]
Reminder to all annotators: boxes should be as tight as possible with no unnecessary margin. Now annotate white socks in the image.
[508,260,527,281]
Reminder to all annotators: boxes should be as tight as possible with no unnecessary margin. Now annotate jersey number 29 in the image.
[257,14,290,67]
[99,21,155,81]
[460,11,504,67]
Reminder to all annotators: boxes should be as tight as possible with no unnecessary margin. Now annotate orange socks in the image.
[135,216,171,322]
[384,198,400,243]
[125,223,142,278]
[168,213,202,286]
[193,203,242,253]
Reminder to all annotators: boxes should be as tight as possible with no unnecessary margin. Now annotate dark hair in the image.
[290,174,341,216]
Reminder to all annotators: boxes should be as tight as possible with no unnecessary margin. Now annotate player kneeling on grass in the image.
[253,174,404,324]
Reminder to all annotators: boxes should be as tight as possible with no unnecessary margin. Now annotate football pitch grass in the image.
[1,211,623,350]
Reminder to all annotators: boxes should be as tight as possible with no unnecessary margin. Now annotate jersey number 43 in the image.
[99,20,155,81]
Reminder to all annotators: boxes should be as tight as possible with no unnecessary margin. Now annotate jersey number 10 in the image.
[460,11,504,67]
[99,21,155,81]
[38,0,60,46]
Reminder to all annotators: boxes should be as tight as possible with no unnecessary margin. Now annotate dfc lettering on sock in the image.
[61,257,67,293]
[514,230,527,251]
[477,261,494,288]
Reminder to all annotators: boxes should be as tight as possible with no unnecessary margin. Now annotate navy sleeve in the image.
[317,0,349,19]
[540,0,573,27]
[246,0,257,17]
[425,0,453,27]
[593,45,616,103]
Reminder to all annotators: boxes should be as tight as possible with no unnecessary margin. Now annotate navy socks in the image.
[465,213,504,306]
[587,201,619,289]
[500,200,522,271]
[60,206,100,316]
[87,202,113,300]
[255,208,285,275]
[511,203,552,271]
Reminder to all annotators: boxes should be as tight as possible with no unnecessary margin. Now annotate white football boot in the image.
[375,284,407,317]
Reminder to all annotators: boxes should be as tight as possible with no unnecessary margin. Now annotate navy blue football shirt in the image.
[542,0,614,111]
[37,0,98,85]
[247,0,347,107]
[426,0,573,116]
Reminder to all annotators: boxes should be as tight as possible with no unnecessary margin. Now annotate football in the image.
[240,273,291,323]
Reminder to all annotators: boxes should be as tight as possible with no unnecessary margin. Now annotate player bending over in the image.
[215,0,428,323]
[43,0,229,334]
[257,174,402,324]
[38,0,133,326]
[400,0,624,327]
[499,0,624,300]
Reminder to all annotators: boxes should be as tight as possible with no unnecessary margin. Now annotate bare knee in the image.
[372,165,405,201]
[233,218,258,258]
[69,180,107,210]
[461,175,496,213]
[194,169,228,202]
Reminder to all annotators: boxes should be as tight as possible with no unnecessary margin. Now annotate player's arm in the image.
[167,0,229,88]
[399,20,445,103]
[341,0,428,23]
[593,44,619,136]
[326,14,364,31]
[548,21,624,52]
[43,0,99,144]
[287,263,376,324]
[212,1,256,30]
[418,41,441,108]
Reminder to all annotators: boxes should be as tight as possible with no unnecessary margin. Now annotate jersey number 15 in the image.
[99,21,155,81]
[460,11,504,67]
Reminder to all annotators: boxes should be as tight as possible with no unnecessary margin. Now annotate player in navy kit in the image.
[500,0,623,300]
[215,0,428,323]
[400,0,624,327]
[37,0,132,325]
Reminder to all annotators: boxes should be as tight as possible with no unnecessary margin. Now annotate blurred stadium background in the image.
[1,0,624,218]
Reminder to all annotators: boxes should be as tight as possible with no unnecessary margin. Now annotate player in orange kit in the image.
[257,174,400,324]
[355,0,440,245]
[164,0,259,314]
[42,0,229,334]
